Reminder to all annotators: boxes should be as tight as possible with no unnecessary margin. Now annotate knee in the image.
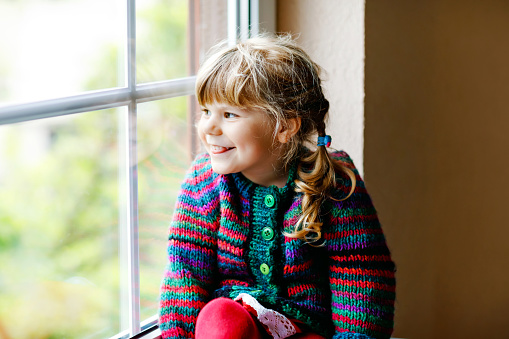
[195,298,262,339]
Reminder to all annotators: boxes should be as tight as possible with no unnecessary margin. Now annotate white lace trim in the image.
[234,293,297,339]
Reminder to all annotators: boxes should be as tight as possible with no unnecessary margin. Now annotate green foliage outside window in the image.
[0,0,190,338]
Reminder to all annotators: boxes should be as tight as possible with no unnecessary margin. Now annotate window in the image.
[0,1,274,338]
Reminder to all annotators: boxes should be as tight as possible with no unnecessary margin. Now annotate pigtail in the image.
[286,122,356,246]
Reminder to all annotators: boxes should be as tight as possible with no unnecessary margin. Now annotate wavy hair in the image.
[196,34,356,245]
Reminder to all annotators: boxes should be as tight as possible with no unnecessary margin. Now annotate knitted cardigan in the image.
[159,150,395,339]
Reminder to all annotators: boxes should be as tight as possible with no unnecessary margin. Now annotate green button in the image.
[262,227,274,241]
[260,263,270,275]
[264,194,275,208]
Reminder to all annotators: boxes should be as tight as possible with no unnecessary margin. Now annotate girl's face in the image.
[197,102,288,187]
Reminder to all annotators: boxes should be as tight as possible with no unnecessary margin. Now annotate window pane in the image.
[0,108,126,339]
[136,0,189,83]
[197,0,229,60]
[136,0,228,84]
[137,97,194,321]
[0,0,125,106]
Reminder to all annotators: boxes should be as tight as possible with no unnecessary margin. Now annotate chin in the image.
[210,164,233,175]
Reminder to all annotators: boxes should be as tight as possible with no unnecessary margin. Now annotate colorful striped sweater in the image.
[159,150,395,339]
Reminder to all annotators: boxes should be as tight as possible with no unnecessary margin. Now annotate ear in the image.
[277,117,301,144]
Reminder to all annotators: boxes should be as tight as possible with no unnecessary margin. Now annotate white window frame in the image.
[0,1,274,338]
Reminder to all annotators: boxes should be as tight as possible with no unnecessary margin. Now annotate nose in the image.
[201,113,222,136]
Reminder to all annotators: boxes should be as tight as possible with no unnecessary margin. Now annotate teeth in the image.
[211,145,232,152]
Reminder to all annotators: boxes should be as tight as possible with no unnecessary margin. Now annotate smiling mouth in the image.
[210,145,235,154]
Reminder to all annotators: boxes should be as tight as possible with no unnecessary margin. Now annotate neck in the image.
[242,167,289,188]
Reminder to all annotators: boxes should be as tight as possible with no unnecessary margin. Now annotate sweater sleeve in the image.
[326,152,396,339]
[159,154,219,339]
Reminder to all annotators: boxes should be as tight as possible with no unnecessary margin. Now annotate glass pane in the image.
[137,0,189,83]
[137,97,194,321]
[0,108,127,339]
[197,0,229,61]
[0,0,125,106]
[136,0,228,83]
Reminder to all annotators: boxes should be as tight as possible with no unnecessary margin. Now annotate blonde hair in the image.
[196,34,356,245]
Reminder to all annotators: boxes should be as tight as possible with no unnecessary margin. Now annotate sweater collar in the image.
[231,159,298,197]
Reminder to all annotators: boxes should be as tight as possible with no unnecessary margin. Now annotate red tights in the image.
[195,298,325,339]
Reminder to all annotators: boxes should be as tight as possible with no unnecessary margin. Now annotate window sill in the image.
[129,324,161,339]
[108,315,160,339]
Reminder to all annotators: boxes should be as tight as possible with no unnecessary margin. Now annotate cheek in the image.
[196,121,206,141]
[255,128,276,149]
[246,135,274,156]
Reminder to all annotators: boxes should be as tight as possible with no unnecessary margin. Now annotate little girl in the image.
[159,35,395,339]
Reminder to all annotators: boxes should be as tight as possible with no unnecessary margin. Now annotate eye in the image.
[201,108,211,116]
[224,112,238,119]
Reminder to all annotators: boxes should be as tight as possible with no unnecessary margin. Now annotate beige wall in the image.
[365,1,509,338]
[280,0,509,338]
[278,0,366,174]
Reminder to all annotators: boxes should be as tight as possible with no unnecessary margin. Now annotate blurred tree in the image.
[0,0,190,338]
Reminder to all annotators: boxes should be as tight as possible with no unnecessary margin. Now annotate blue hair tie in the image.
[317,135,332,147]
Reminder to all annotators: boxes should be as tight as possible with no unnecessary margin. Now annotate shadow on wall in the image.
[365,1,509,339]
